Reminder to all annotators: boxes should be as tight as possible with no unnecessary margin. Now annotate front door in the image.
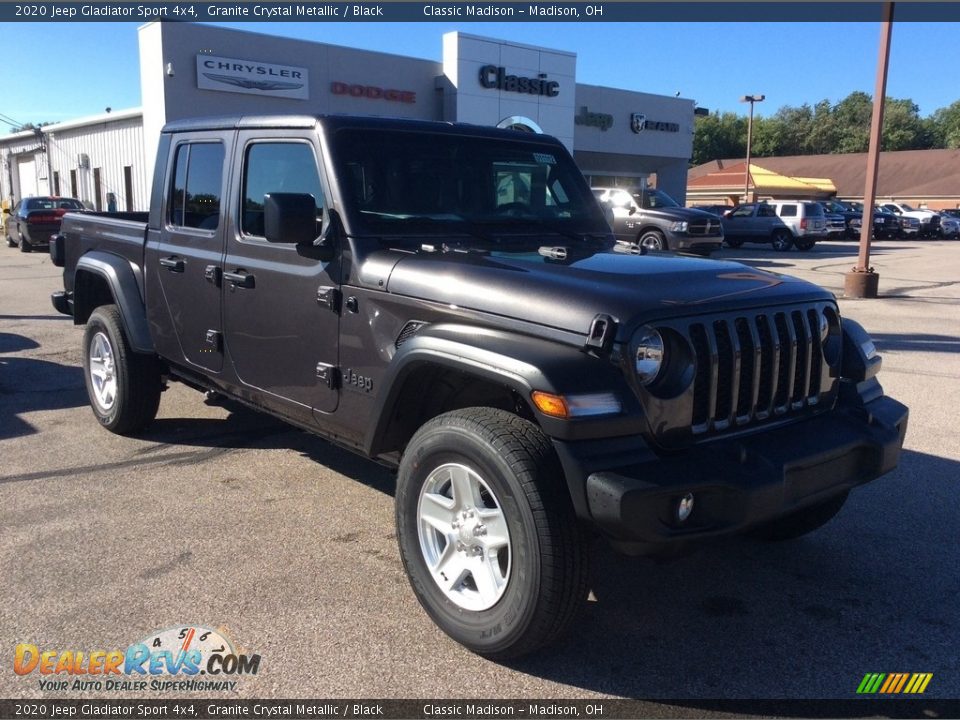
[221,132,340,423]
[148,136,228,373]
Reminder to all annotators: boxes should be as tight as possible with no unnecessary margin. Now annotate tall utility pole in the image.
[846,1,894,299]
[741,94,765,203]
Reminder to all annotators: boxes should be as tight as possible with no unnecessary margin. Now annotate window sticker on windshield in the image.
[533,152,556,165]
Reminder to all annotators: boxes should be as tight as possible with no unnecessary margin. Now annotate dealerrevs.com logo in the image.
[14,625,260,692]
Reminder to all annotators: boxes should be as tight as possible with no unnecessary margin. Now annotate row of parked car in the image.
[7,191,960,258]
[694,198,960,249]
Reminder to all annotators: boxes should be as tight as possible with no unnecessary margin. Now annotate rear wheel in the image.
[83,305,162,434]
[18,232,30,252]
[794,238,817,251]
[750,492,849,541]
[771,229,794,252]
[638,229,668,252]
[396,407,590,659]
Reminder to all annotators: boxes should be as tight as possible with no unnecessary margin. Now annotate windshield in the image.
[330,128,605,241]
[632,188,680,209]
[898,203,916,211]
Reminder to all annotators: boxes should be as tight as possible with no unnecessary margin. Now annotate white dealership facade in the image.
[1,23,694,211]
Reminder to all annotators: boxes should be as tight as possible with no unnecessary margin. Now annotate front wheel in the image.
[396,408,590,659]
[83,305,162,434]
[771,229,794,252]
[638,229,668,252]
[724,238,744,249]
[750,492,849,541]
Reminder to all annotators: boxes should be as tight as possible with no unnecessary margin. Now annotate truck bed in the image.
[59,211,149,295]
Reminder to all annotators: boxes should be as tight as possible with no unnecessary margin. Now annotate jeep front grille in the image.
[688,307,826,434]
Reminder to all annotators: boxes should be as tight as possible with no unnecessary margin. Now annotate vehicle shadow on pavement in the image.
[870,332,960,354]
[140,408,397,496]
[506,449,960,702]
[0,331,40,353]
[0,352,86,440]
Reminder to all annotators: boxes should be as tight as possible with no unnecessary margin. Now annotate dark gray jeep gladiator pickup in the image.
[51,115,907,659]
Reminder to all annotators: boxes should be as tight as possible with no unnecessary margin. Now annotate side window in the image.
[731,205,754,218]
[242,142,325,237]
[778,204,797,217]
[169,142,225,230]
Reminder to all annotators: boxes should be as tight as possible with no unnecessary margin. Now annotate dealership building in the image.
[1,23,696,212]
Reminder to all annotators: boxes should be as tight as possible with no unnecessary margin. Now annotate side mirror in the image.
[628,205,637,216]
[2,208,9,215]
[264,193,320,246]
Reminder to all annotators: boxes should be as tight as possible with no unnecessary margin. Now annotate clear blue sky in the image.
[4,19,959,131]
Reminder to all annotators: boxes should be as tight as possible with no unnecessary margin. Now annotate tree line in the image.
[692,92,960,166]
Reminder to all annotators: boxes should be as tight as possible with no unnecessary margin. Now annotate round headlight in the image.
[634,326,664,385]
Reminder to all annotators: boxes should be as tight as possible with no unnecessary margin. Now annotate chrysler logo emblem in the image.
[630,113,646,133]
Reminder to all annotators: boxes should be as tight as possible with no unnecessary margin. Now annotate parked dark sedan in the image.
[4,196,85,252]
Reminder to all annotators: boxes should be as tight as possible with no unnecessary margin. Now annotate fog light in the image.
[677,493,695,523]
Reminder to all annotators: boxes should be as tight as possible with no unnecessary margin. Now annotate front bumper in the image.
[667,230,723,253]
[558,394,907,555]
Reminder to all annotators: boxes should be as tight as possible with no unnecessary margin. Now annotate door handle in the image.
[223,270,255,289]
[204,265,222,285]
[159,256,184,272]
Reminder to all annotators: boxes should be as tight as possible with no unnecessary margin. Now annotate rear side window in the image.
[169,142,225,230]
[241,142,325,237]
[758,205,777,217]
[778,204,797,217]
[803,203,824,215]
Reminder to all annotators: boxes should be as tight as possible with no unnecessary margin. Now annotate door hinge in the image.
[316,286,341,313]
[205,329,222,352]
[315,362,339,389]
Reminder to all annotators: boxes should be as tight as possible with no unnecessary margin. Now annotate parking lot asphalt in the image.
[1,238,958,705]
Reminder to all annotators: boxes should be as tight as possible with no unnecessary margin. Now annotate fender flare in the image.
[75,251,154,353]
[364,323,640,456]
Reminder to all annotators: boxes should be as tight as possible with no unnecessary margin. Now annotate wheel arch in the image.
[364,323,634,459]
[74,252,154,353]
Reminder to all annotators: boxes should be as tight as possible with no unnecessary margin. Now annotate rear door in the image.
[221,131,340,423]
[147,134,229,373]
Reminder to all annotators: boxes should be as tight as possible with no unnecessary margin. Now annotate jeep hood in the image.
[383,250,834,339]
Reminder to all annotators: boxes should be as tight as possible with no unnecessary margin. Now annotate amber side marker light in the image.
[532,391,569,419]
[531,391,622,419]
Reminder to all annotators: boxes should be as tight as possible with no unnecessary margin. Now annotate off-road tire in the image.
[83,304,161,434]
[750,491,849,541]
[396,407,590,659]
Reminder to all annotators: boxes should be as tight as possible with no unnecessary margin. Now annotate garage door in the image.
[16,155,39,199]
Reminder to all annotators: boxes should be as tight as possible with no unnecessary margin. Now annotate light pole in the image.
[740,94,765,203]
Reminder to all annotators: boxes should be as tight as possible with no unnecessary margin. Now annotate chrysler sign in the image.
[197,55,309,99]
